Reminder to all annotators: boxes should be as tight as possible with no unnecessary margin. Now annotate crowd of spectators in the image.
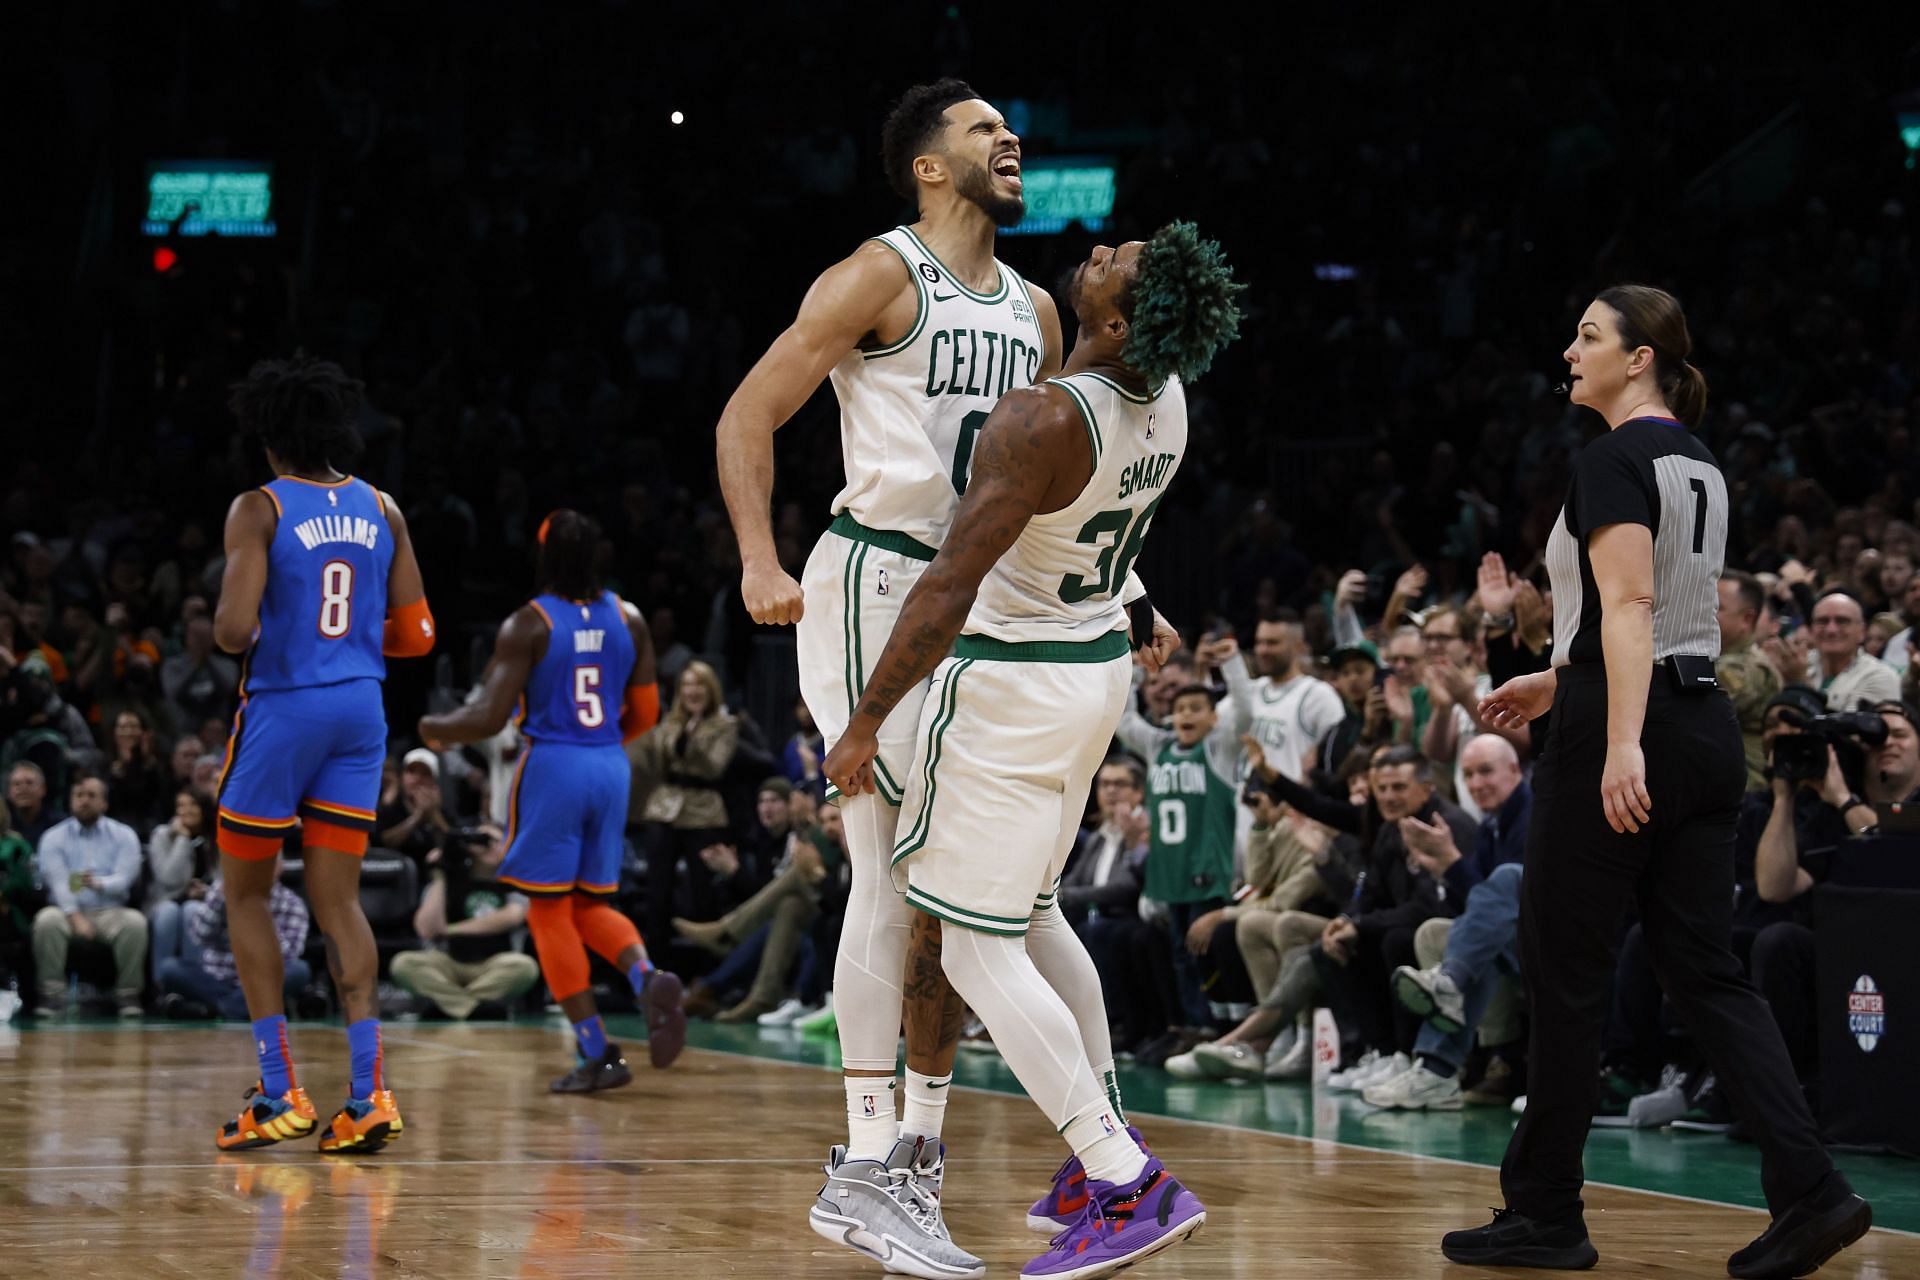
[7,2,1918,1165]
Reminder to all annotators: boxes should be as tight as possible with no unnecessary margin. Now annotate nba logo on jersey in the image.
[1100,1114,1118,1137]
[861,1092,878,1117]
[877,568,890,596]
[328,490,338,506]
[1146,413,1157,440]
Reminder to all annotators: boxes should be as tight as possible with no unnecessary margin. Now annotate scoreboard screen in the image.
[143,161,277,238]
[1003,157,1117,237]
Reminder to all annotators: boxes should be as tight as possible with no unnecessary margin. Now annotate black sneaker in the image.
[159,992,213,1020]
[1593,1066,1652,1119]
[1134,1031,1182,1069]
[1727,1177,1871,1279]
[1441,1208,1599,1270]
[549,1043,633,1094]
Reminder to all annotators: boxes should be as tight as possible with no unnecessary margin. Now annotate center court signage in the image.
[1847,974,1886,1052]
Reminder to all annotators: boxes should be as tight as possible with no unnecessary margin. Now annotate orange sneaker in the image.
[372,1088,402,1142]
[318,1092,400,1155]
[215,1082,318,1151]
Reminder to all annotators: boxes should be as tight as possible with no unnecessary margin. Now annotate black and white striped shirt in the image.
[1546,418,1728,667]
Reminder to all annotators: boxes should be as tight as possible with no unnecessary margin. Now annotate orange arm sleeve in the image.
[382,597,436,657]
[621,682,660,743]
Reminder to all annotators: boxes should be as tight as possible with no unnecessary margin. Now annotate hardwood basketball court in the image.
[1,1020,1914,1277]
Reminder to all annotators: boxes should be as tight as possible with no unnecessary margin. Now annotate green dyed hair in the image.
[1120,221,1246,384]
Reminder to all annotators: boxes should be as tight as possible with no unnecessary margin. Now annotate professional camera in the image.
[1771,711,1888,790]
[441,826,496,869]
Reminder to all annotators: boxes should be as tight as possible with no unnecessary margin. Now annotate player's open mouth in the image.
[993,154,1022,191]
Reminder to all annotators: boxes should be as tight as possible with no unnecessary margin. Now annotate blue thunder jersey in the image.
[247,476,394,693]
[519,591,636,746]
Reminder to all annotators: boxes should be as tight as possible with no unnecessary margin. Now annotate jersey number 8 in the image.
[574,665,605,728]
[318,561,354,638]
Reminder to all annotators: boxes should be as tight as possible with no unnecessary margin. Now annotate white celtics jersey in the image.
[1246,673,1346,782]
[966,372,1187,645]
[827,226,1048,550]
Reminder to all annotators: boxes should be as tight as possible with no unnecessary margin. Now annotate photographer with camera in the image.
[1747,697,1920,1095]
[1757,698,1920,903]
[390,822,540,1021]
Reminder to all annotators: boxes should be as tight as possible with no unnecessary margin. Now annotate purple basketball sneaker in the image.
[1021,1156,1204,1279]
[1026,1126,1150,1233]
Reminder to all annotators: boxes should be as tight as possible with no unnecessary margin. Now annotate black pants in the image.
[1313,925,1420,1057]
[640,823,732,954]
[1502,667,1832,1223]
[1163,899,1229,1027]
[1750,922,1818,1084]
[1076,913,1174,1048]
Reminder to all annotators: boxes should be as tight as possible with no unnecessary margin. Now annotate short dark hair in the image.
[537,509,602,601]
[228,353,366,472]
[1721,570,1764,618]
[1119,221,1247,383]
[1170,683,1217,708]
[1098,755,1146,791]
[1257,608,1302,627]
[70,770,108,795]
[880,79,983,202]
[1370,744,1432,782]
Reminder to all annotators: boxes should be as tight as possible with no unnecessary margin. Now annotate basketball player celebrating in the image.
[827,222,1245,1280]
[418,509,685,1090]
[718,79,1063,1275]
[211,355,435,1153]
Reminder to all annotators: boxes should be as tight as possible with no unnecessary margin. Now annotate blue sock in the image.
[627,957,654,993]
[574,1015,608,1061]
[346,1018,383,1098]
[253,1015,294,1096]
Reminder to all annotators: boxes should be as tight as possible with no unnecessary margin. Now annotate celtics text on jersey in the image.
[826,226,1047,551]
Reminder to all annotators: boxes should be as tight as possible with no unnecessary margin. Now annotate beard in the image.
[1055,263,1085,326]
[953,156,1025,228]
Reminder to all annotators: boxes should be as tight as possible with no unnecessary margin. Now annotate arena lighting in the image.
[151,246,178,273]
[142,160,277,237]
[1000,155,1117,237]
[1900,111,1920,170]
[670,109,685,125]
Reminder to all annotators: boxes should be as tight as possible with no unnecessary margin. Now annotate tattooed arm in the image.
[822,384,1091,796]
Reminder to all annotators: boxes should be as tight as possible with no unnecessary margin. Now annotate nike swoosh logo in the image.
[931,291,959,302]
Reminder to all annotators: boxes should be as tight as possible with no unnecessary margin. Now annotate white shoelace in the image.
[884,1155,945,1234]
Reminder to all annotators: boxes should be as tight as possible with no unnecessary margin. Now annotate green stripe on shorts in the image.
[905,886,1028,937]
[892,659,971,864]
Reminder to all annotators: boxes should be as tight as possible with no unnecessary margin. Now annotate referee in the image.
[1442,286,1872,1276]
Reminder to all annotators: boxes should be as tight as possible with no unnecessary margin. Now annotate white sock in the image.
[845,1077,898,1160]
[1062,1104,1149,1186]
[900,1068,951,1140]
[1093,1061,1127,1127]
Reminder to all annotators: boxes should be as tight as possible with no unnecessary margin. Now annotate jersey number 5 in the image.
[318,561,354,638]
[574,666,605,728]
